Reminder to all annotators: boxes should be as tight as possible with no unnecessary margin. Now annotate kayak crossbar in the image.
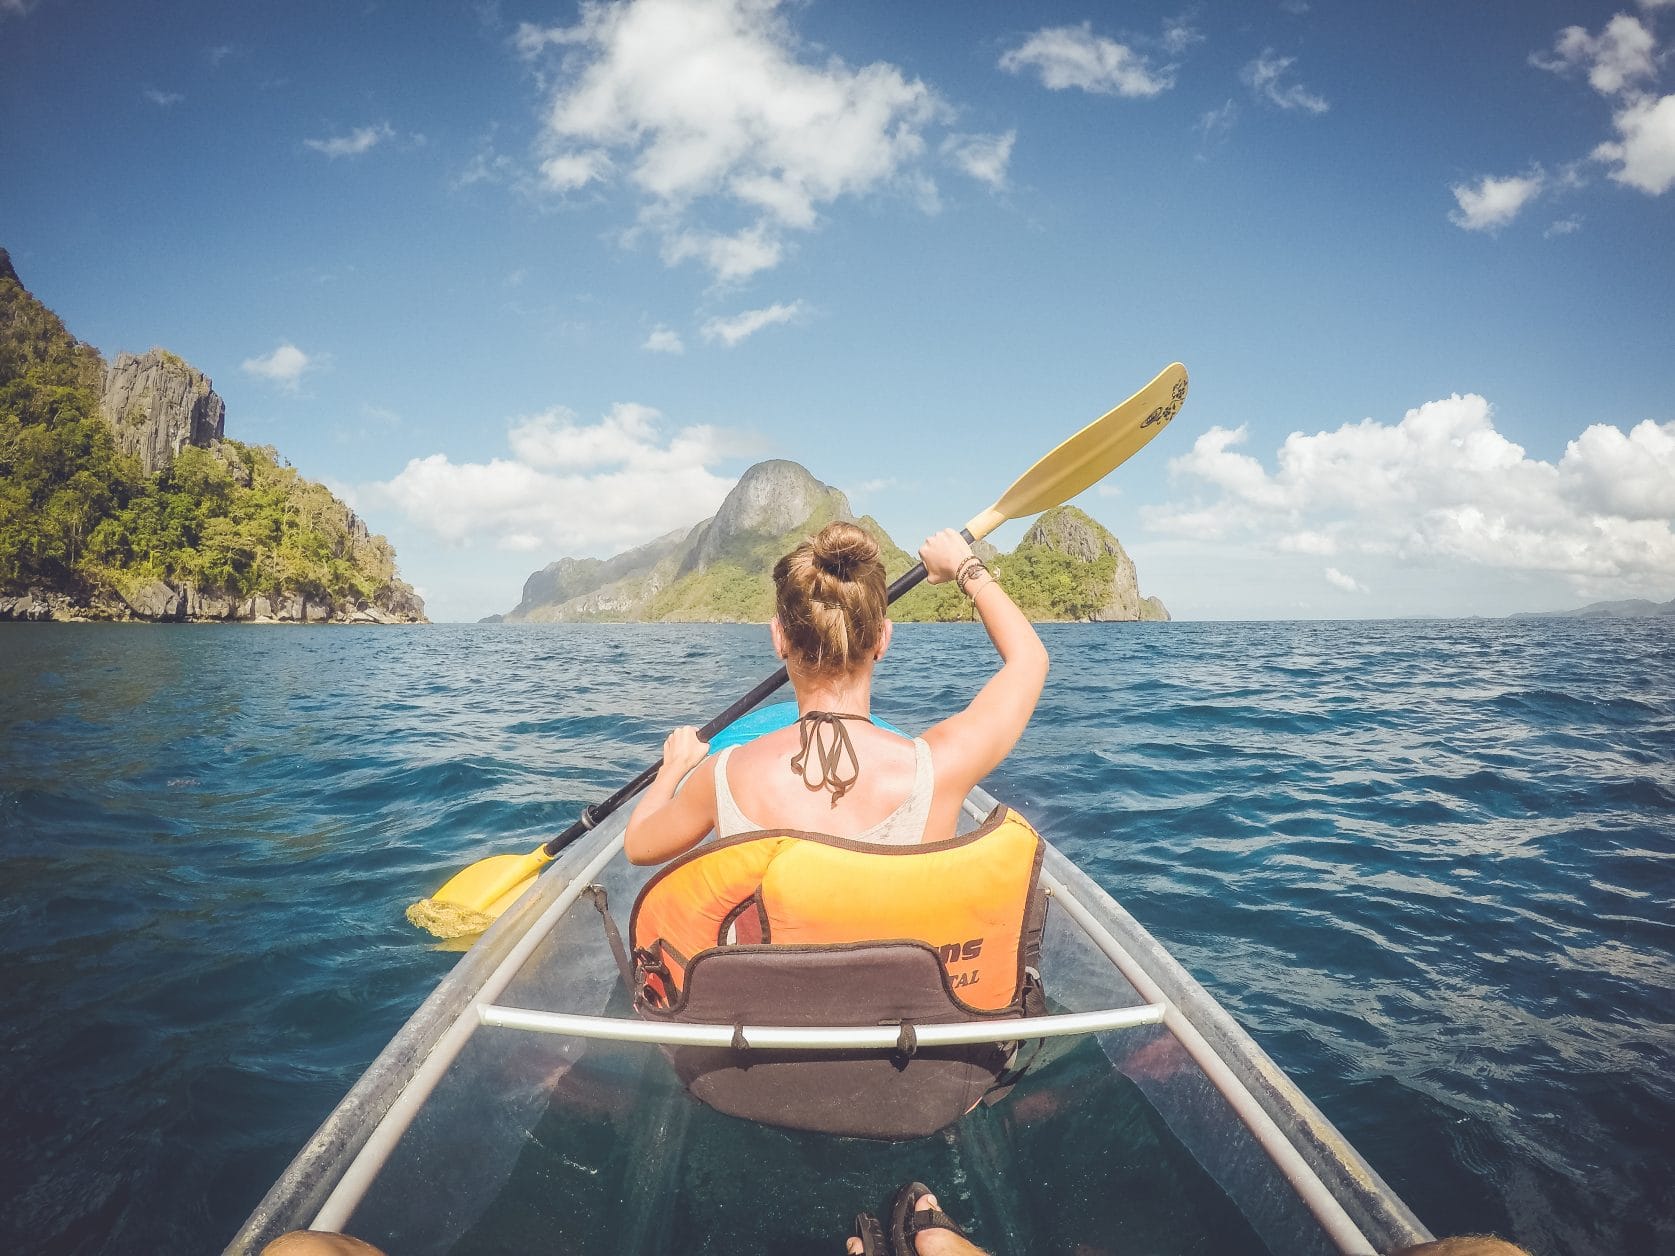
[476,1002,1165,1049]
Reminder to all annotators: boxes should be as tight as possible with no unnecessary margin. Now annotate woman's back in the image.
[717,722,939,842]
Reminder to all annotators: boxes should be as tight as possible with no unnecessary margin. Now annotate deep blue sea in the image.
[1,620,1671,1256]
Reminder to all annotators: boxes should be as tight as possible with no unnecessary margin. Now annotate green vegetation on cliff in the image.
[0,251,415,617]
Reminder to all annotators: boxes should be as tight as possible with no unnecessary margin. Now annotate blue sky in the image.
[3,0,1671,622]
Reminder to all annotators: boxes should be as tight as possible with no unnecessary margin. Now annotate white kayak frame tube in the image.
[477,1002,1165,1048]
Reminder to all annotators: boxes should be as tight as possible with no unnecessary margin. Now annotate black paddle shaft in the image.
[539,531,973,858]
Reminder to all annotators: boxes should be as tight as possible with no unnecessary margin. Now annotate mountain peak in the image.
[710,459,851,542]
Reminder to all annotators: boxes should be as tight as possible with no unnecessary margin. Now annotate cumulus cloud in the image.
[363,403,740,554]
[1524,13,1675,200]
[941,131,1015,189]
[999,24,1175,98]
[701,300,804,346]
[240,342,316,391]
[1324,567,1367,593]
[1449,172,1545,230]
[643,326,685,353]
[1593,93,1675,194]
[304,123,395,158]
[1531,14,1657,97]
[1241,50,1329,113]
[1146,395,1675,596]
[518,0,950,281]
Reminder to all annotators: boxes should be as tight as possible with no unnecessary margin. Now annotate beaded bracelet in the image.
[955,557,989,596]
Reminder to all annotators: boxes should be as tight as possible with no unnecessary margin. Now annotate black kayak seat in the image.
[649,939,1019,1140]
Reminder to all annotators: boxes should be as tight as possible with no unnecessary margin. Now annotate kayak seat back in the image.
[665,941,1014,1139]
[625,805,1048,1139]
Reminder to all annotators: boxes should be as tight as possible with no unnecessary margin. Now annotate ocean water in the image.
[0,620,1670,1255]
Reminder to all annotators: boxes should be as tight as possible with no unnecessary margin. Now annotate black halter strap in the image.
[789,711,870,806]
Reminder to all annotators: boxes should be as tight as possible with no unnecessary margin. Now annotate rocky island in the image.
[0,248,424,624]
[492,459,1168,624]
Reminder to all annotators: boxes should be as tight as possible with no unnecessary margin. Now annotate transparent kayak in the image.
[229,786,1432,1255]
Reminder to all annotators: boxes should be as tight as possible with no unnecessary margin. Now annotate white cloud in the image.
[540,148,613,191]
[363,403,740,554]
[1593,93,1675,194]
[1532,15,1657,98]
[1324,567,1366,593]
[1449,172,1545,230]
[660,224,784,283]
[643,326,685,353]
[1146,395,1675,597]
[1197,100,1238,149]
[999,24,1175,98]
[1241,50,1329,113]
[520,0,948,280]
[0,0,38,18]
[942,131,1015,189]
[240,342,315,391]
[1161,18,1204,56]
[207,44,235,67]
[304,123,395,158]
[1558,418,1675,520]
[701,300,804,346]
[1545,215,1583,237]
[143,88,184,107]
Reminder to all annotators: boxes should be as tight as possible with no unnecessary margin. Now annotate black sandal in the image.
[888,1181,966,1255]
[851,1211,888,1256]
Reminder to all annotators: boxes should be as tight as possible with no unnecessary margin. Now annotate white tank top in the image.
[712,739,935,845]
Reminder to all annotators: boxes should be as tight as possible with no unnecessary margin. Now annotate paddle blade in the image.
[406,846,551,940]
[979,362,1187,534]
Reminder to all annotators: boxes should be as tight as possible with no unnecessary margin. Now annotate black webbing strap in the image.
[584,885,635,993]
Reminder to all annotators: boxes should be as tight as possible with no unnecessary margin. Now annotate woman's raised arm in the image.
[918,529,1049,796]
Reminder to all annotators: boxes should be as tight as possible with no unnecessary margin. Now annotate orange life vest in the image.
[629,805,1045,1014]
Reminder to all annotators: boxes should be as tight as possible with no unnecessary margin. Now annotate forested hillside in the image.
[0,249,423,622]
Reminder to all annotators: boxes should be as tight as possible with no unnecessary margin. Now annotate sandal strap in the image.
[903,1206,965,1238]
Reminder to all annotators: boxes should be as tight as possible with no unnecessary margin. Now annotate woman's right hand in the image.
[919,528,975,585]
[661,726,708,778]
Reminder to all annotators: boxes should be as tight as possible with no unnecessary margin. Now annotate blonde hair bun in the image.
[810,522,880,579]
[773,521,887,676]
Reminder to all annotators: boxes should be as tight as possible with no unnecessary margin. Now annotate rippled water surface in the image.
[1,620,1671,1255]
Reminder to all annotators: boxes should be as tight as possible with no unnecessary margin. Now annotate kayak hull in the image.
[230,788,1429,1255]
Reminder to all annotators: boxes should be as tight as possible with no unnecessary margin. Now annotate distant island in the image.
[1510,596,1675,619]
[0,248,424,624]
[488,459,1169,625]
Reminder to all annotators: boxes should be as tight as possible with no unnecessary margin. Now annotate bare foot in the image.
[909,1192,987,1256]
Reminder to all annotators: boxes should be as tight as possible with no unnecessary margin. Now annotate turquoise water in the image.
[1,620,1671,1255]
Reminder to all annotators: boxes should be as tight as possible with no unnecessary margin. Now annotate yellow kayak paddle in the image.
[407,361,1189,940]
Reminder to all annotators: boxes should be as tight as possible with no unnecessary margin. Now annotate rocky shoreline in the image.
[0,581,424,625]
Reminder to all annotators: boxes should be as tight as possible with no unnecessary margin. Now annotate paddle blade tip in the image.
[406,896,497,940]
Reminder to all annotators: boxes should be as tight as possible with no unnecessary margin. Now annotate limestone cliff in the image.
[500,469,1169,624]
[1012,506,1142,621]
[0,247,425,624]
[503,527,691,623]
[99,349,226,474]
[501,461,856,623]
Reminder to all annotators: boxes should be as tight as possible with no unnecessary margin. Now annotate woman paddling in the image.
[624,521,1048,864]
